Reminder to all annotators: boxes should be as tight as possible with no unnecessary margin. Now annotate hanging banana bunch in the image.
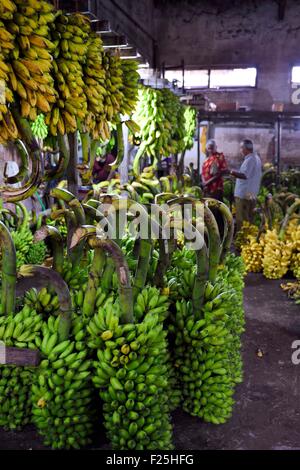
[9,0,57,122]
[120,59,140,116]
[47,12,89,136]
[0,3,18,143]
[102,51,124,125]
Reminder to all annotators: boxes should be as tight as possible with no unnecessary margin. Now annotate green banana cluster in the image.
[160,88,185,155]
[11,226,33,269]
[183,106,197,151]
[0,305,43,429]
[30,113,48,140]
[26,240,47,264]
[120,60,140,116]
[61,260,89,291]
[24,287,60,317]
[31,316,95,449]
[87,299,173,450]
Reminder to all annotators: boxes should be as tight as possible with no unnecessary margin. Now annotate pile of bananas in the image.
[0,2,18,143]
[0,305,43,430]
[10,0,57,121]
[285,219,300,279]
[241,234,265,273]
[281,281,300,304]
[235,221,259,251]
[120,60,140,116]
[31,316,95,449]
[26,240,47,265]
[47,12,89,135]
[30,113,48,140]
[262,229,293,279]
[88,299,174,450]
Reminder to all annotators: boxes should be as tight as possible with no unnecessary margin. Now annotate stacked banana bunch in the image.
[11,226,33,269]
[88,299,174,450]
[30,113,48,140]
[241,233,265,273]
[0,305,43,430]
[10,0,57,121]
[235,221,259,251]
[120,60,140,116]
[284,219,300,279]
[262,229,294,279]
[83,33,108,141]
[31,316,95,449]
[0,1,18,143]
[47,12,89,135]
[168,289,235,423]
[216,254,245,384]
[102,51,124,124]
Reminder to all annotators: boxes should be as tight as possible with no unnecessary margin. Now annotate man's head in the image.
[205,139,217,156]
[240,139,254,157]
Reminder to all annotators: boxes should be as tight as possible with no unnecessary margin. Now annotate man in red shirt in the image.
[201,139,228,201]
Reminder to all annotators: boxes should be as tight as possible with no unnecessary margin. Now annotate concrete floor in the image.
[0,273,300,450]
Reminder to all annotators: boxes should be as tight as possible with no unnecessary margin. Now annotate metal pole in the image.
[119,122,129,185]
[275,116,281,183]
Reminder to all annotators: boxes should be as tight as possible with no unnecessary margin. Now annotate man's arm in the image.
[228,169,247,179]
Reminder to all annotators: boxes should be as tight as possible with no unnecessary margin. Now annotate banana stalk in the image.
[0,221,16,316]
[204,198,234,262]
[3,140,29,184]
[204,205,221,282]
[70,225,133,323]
[18,265,72,342]
[110,120,124,171]
[34,225,64,274]
[44,134,70,182]
[279,198,300,240]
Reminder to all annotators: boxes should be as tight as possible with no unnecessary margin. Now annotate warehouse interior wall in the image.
[96,0,155,64]
[153,0,300,166]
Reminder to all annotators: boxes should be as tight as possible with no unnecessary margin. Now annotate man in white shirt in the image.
[234,139,262,232]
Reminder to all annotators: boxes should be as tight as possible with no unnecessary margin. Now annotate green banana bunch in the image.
[11,227,33,269]
[23,287,60,317]
[183,106,197,151]
[0,304,43,430]
[87,298,174,450]
[31,315,95,449]
[120,60,140,116]
[30,113,48,140]
[102,51,124,125]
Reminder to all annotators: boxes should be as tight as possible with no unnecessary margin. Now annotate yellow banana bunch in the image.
[83,33,108,140]
[262,229,293,279]
[120,59,139,116]
[289,222,300,279]
[0,15,18,143]
[235,221,259,251]
[241,234,265,273]
[10,0,57,121]
[102,51,124,124]
[47,12,89,136]
[0,0,16,20]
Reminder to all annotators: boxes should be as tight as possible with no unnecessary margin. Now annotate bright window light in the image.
[291,66,300,84]
[165,69,209,88]
[210,67,257,88]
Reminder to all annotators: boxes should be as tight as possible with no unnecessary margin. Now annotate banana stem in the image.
[0,221,16,316]
[110,121,124,171]
[192,242,209,312]
[4,140,29,184]
[101,257,115,292]
[133,239,152,299]
[70,226,133,323]
[44,134,70,181]
[34,225,64,274]
[82,248,106,317]
[279,199,300,240]
[204,205,221,283]
[204,198,234,262]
